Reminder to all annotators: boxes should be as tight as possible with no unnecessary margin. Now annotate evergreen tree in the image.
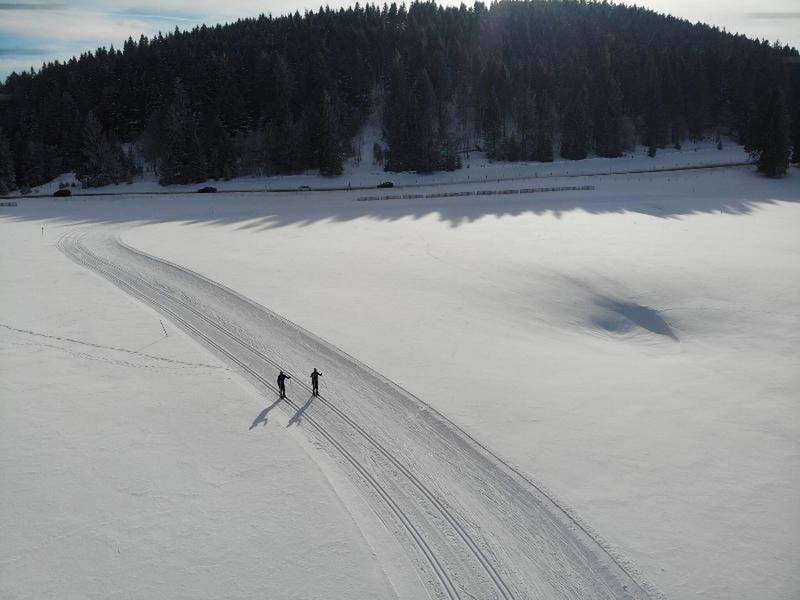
[661,55,686,149]
[792,102,800,165]
[214,57,248,133]
[411,70,440,172]
[685,52,711,140]
[644,56,668,149]
[482,89,503,158]
[593,50,625,158]
[266,55,298,173]
[57,93,84,170]
[0,127,15,194]
[561,89,590,160]
[384,49,410,171]
[0,0,795,184]
[517,90,538,161]
[745,86,791,177]
[76,111,123,187]
[205,114,237,179]
[317,90,342,176]
[533,98,555,162]
[16,137,44,190]
[159,79,206,184]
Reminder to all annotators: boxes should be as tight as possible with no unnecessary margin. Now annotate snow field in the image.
[0,221,409,599]
[116,166,800,600]
[1,162,798,599]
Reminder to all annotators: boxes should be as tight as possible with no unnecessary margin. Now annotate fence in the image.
[357,184,594,202]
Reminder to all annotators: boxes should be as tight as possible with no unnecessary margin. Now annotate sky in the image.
[1,0,798,80]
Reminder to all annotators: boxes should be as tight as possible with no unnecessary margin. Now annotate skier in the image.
[310,368,322,396]
[277,370,291,399]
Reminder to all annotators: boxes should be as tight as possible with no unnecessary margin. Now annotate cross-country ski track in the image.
[58,225,658,600]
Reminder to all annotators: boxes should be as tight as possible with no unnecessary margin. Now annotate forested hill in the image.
[0,0,798,193]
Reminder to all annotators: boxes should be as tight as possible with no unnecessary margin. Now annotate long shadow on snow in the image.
[249,396,283,429]
[287,395,314,427]
[1,167,798,231]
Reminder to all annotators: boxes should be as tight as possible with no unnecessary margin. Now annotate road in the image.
[6,160,750,199]
[59,225,659,600]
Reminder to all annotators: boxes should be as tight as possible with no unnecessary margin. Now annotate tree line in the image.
[1,0,798,194]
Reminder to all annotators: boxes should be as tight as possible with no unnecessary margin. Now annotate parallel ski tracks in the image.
[58,229,516,600]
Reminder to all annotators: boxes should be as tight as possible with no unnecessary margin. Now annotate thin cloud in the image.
[0,2,64,9]
[119,12,198,22]
[746,12,800,19]
[0,11,165,45]
[0,47,49,55]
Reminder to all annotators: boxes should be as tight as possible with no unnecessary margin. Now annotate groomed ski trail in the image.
[58,225,660,600]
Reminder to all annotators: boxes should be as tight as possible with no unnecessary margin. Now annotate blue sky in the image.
[1,1,798,80]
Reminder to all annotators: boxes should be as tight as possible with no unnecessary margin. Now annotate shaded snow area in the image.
[13,138,748,197]
[2,164,799,599]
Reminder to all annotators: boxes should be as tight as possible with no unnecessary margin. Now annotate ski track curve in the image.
[58,225,661,600]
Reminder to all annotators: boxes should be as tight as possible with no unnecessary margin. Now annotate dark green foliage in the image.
[533,98,556,162]
[593,48,625,157]
[560,88,591,160]
[382,50,405,171]
[384,57,451,172]
[408,70,442,172]
[317,90,342,176]
[644,56,668,150]
[158,79,206,185]
[264,54,299,174]
[684,52,712,141]
[76,111,125,187]
[0,0,795,187]
[205,115,237,180]
[482,90,503,159]
[745,86,791,177]
[516,90,539,161]
[16,140,41,190]
[792,102,800,165]
[0,127,14,194]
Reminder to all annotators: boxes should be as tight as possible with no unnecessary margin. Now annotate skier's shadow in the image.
[249,397,283,430]
[287,395,315,427]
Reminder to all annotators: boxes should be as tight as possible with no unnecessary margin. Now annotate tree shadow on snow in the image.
[2,167,798,232]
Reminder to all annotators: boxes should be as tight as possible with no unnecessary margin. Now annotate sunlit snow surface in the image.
[2,160,799,599]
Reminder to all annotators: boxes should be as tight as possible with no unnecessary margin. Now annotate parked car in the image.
[377,181,394,188]
[197,186,217,193]
[53,188,72,197]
